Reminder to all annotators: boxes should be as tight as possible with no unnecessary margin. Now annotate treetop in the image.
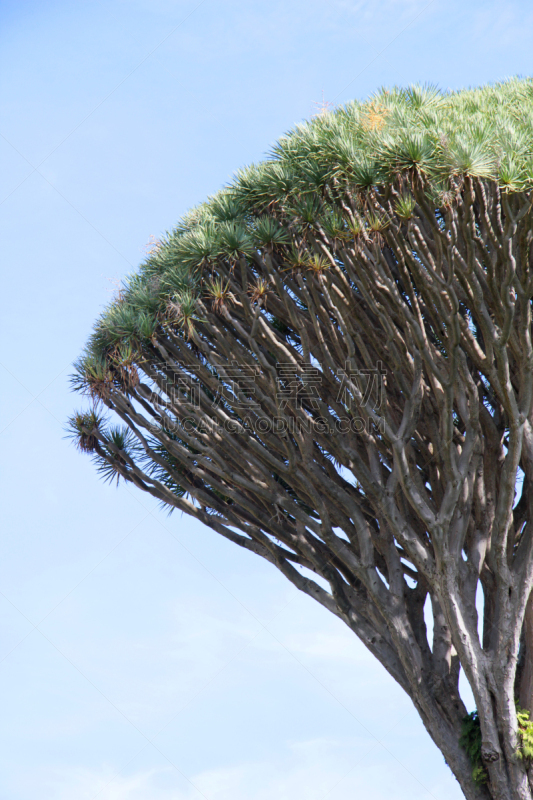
[73,76,533,395]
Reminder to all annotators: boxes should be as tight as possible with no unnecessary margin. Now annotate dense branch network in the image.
[70,80,533,800]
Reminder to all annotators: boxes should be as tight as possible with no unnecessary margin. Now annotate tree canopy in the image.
[70,78,533,800]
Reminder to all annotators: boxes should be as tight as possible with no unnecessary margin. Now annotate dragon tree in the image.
[70,79,533,800]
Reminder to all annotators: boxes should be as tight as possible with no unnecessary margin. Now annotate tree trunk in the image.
[520,594,533,714]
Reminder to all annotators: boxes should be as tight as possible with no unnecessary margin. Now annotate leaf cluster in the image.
[516,705,533,761]
[459,712,488,786]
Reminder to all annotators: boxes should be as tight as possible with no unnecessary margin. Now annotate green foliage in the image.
[66,409,104,453]
[204,277,232,313]
[394,193,416,220]
[380,131,438,176]
[499,153,527,191]
[319,210,349,241]
[516,704,533,761]
[135,436,187,500]
[67,405,188,495]
[445,133,496,179]
[171,290,202,337]
[459,706,533,782]
[401,83,446,111]
[173,223,220,272]
[460,712,488,786]
[218,220,255,260]
[346,217,364,238]
[287,194,323,225]
[208,192,246,222]
[94,425,137,485]
[366,211,389,233]
[284,245,309,270]
[252,216,290,247]
[73,77,533,401]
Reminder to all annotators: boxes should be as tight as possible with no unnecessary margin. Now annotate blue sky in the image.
[1,1,532,798]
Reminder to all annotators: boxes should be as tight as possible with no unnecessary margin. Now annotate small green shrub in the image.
[516,705,533,761]
[460,711,488,786]
[461,704,533,783]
